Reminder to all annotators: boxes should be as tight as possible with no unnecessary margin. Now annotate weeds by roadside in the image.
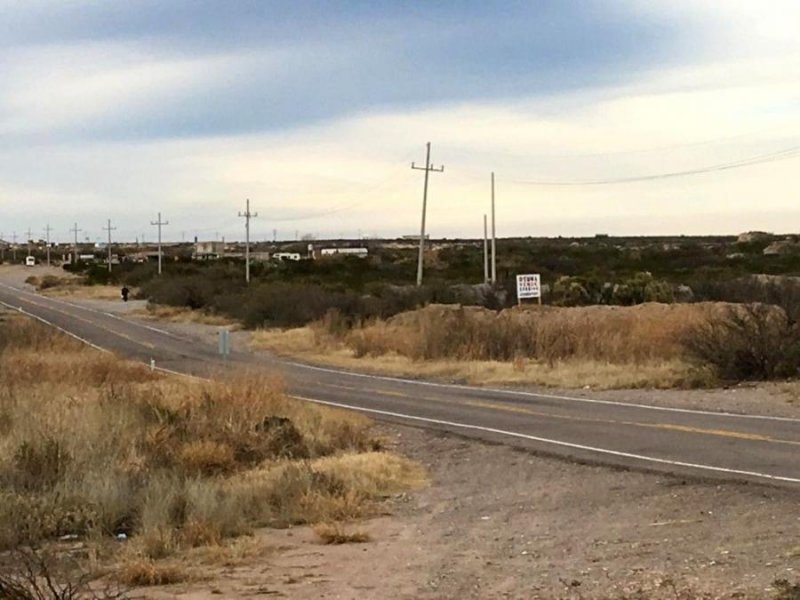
[0,316,426,589]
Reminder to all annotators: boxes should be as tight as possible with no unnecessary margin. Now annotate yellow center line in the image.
[318,382,800,447]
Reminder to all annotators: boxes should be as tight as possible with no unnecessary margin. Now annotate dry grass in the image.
[40,282,126,301]
[117,559,188,586]
[0,314,424,587]
[136,304,237,327]
[313,522,371,544]
[250,303,721,389]
[343,303,720,363]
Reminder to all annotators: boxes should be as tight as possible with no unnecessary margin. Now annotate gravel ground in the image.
[140,424,800,599]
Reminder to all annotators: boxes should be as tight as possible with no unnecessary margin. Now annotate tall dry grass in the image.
[339,303,725,364]
[0,315,425,583]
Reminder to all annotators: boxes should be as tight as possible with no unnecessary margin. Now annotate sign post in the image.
[516,273,542,306]
[218,329,231,360]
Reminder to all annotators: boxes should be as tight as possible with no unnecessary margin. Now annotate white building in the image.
[319,247,369,258]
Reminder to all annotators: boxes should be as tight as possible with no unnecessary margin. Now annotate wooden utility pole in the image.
[150,213,169,275]
[44,224,53,266]
[483,214,489,284]
[238,199,258,284]
[411,142,444,286]
[103,219,116,273]
[491,172,497,284]
[69,223,81,265]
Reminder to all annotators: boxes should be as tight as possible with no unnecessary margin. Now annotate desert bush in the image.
[696,275,800,322]
[682,303,800,381]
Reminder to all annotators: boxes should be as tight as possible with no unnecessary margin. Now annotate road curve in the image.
[1,277,800,487]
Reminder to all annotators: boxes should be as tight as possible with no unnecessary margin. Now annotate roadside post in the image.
[516,273,542,306]
[218,329,231,360]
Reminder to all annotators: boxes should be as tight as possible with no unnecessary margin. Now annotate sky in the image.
[1,0,800,243]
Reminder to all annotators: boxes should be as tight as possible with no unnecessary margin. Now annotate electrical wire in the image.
[505,144,800,186]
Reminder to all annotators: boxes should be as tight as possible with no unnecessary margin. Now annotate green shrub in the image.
[682,304,800,381]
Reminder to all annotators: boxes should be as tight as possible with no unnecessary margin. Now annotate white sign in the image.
[516,274,541,299]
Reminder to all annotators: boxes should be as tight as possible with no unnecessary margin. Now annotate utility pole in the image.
[25,227,33,259]
[238,199,258,284]
[491,172,497,285]
[150,213,169,275]
[411,142,444,286]
[11,232,17,263]
[483,214,489,284]
[44,224,53,266]
[69,224,81,264]
[102,219,116,273]
[0,232,4,263]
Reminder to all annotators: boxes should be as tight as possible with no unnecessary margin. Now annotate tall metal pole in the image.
[25,228,32,257]
[150,213,169,275]
[238,199,258,284]
[44,224,52,266]
[102,219,116,273]
[491,171,497,285]
[411,142,444,287]
[11,232,17,263]
[483,214,489,284]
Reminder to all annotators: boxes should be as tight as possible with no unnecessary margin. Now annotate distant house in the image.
[319,247,369,258]
[194,241,225,260]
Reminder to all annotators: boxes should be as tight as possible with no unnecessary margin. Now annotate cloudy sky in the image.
[1,1,799,243]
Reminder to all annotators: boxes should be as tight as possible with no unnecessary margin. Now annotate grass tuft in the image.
[313,522,371,544]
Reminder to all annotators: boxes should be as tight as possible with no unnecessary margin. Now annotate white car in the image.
[25,256,35,267]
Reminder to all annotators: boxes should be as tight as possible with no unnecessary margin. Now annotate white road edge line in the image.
[283,361,800,424]
[4,299,798,485]
[0,301,111,354]
[292,394,800,485]
[0,282,188,341]
[6,279,798,424]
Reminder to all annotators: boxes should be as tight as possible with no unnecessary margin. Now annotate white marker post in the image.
[516,273,542,306]
[218,329,231,360]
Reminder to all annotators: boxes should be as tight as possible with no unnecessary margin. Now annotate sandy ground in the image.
[3,266,800,597]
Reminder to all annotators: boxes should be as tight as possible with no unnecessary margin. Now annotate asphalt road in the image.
[2,277,800,487]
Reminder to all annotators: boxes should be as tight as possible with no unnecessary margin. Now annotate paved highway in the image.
[1,277,799,487]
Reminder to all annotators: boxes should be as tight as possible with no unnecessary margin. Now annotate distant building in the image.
[319,247,369,258]
[194,241,225,260]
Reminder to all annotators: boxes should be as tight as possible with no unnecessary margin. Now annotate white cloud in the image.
[3,2,800,240]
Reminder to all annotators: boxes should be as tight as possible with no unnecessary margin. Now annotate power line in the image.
[506,144,800,186]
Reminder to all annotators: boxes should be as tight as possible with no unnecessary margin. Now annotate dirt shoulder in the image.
[142,424,800,599]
